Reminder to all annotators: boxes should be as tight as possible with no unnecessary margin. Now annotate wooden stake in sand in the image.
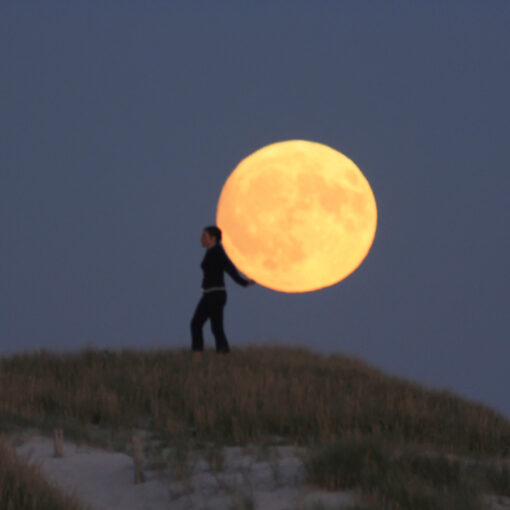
[132,432,145,484]
[53,429,63,458]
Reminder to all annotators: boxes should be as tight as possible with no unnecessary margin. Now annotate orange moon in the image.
[216,140,377,293]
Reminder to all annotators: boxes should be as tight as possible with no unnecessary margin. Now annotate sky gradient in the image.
[2,2,509,418]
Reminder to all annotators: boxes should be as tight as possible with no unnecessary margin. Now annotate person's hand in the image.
[247,279,256,286]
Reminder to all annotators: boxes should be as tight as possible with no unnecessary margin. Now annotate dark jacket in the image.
[201,243,249,290]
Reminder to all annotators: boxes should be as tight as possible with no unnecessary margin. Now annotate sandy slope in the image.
[15,434,356,510]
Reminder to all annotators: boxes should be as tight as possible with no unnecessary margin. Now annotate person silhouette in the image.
[190,226,254,358]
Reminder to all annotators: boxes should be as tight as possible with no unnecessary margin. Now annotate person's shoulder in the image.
[214,243,230,260]
[207,243,224,258]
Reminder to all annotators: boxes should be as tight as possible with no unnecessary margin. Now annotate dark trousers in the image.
[191,291,230,353]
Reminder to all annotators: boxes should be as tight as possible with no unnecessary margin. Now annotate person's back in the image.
[201,243,250,291]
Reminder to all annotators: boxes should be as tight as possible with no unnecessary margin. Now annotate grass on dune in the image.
[0,436,82,510]
[1,345,509,509]
[305,436,510,509]
[0,346,508,454]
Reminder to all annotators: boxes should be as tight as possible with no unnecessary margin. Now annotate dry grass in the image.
[0,345,509,509]
[304,436,510,509]
[0,346,508,455]
[0,435,82,510]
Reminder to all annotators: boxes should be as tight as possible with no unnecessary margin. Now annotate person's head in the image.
[201,226,222,248]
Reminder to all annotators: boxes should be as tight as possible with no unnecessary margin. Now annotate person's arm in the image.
[221,250,251,287]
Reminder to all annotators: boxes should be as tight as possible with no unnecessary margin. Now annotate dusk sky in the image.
[2,2,509,419]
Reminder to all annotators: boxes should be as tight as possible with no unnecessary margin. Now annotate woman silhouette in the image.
[190,226,254,357]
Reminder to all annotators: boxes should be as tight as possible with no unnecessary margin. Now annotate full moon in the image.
[216,140,377,293]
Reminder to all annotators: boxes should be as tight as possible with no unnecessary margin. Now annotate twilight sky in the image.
[1,2,509,418]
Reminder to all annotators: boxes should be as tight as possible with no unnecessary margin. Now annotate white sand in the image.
[15,434,356,510]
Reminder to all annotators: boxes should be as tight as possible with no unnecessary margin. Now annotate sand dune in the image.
[15,434,355,510]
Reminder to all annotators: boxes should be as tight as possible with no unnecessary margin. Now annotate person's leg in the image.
[190,295,209,352]
[208,292,230,353]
